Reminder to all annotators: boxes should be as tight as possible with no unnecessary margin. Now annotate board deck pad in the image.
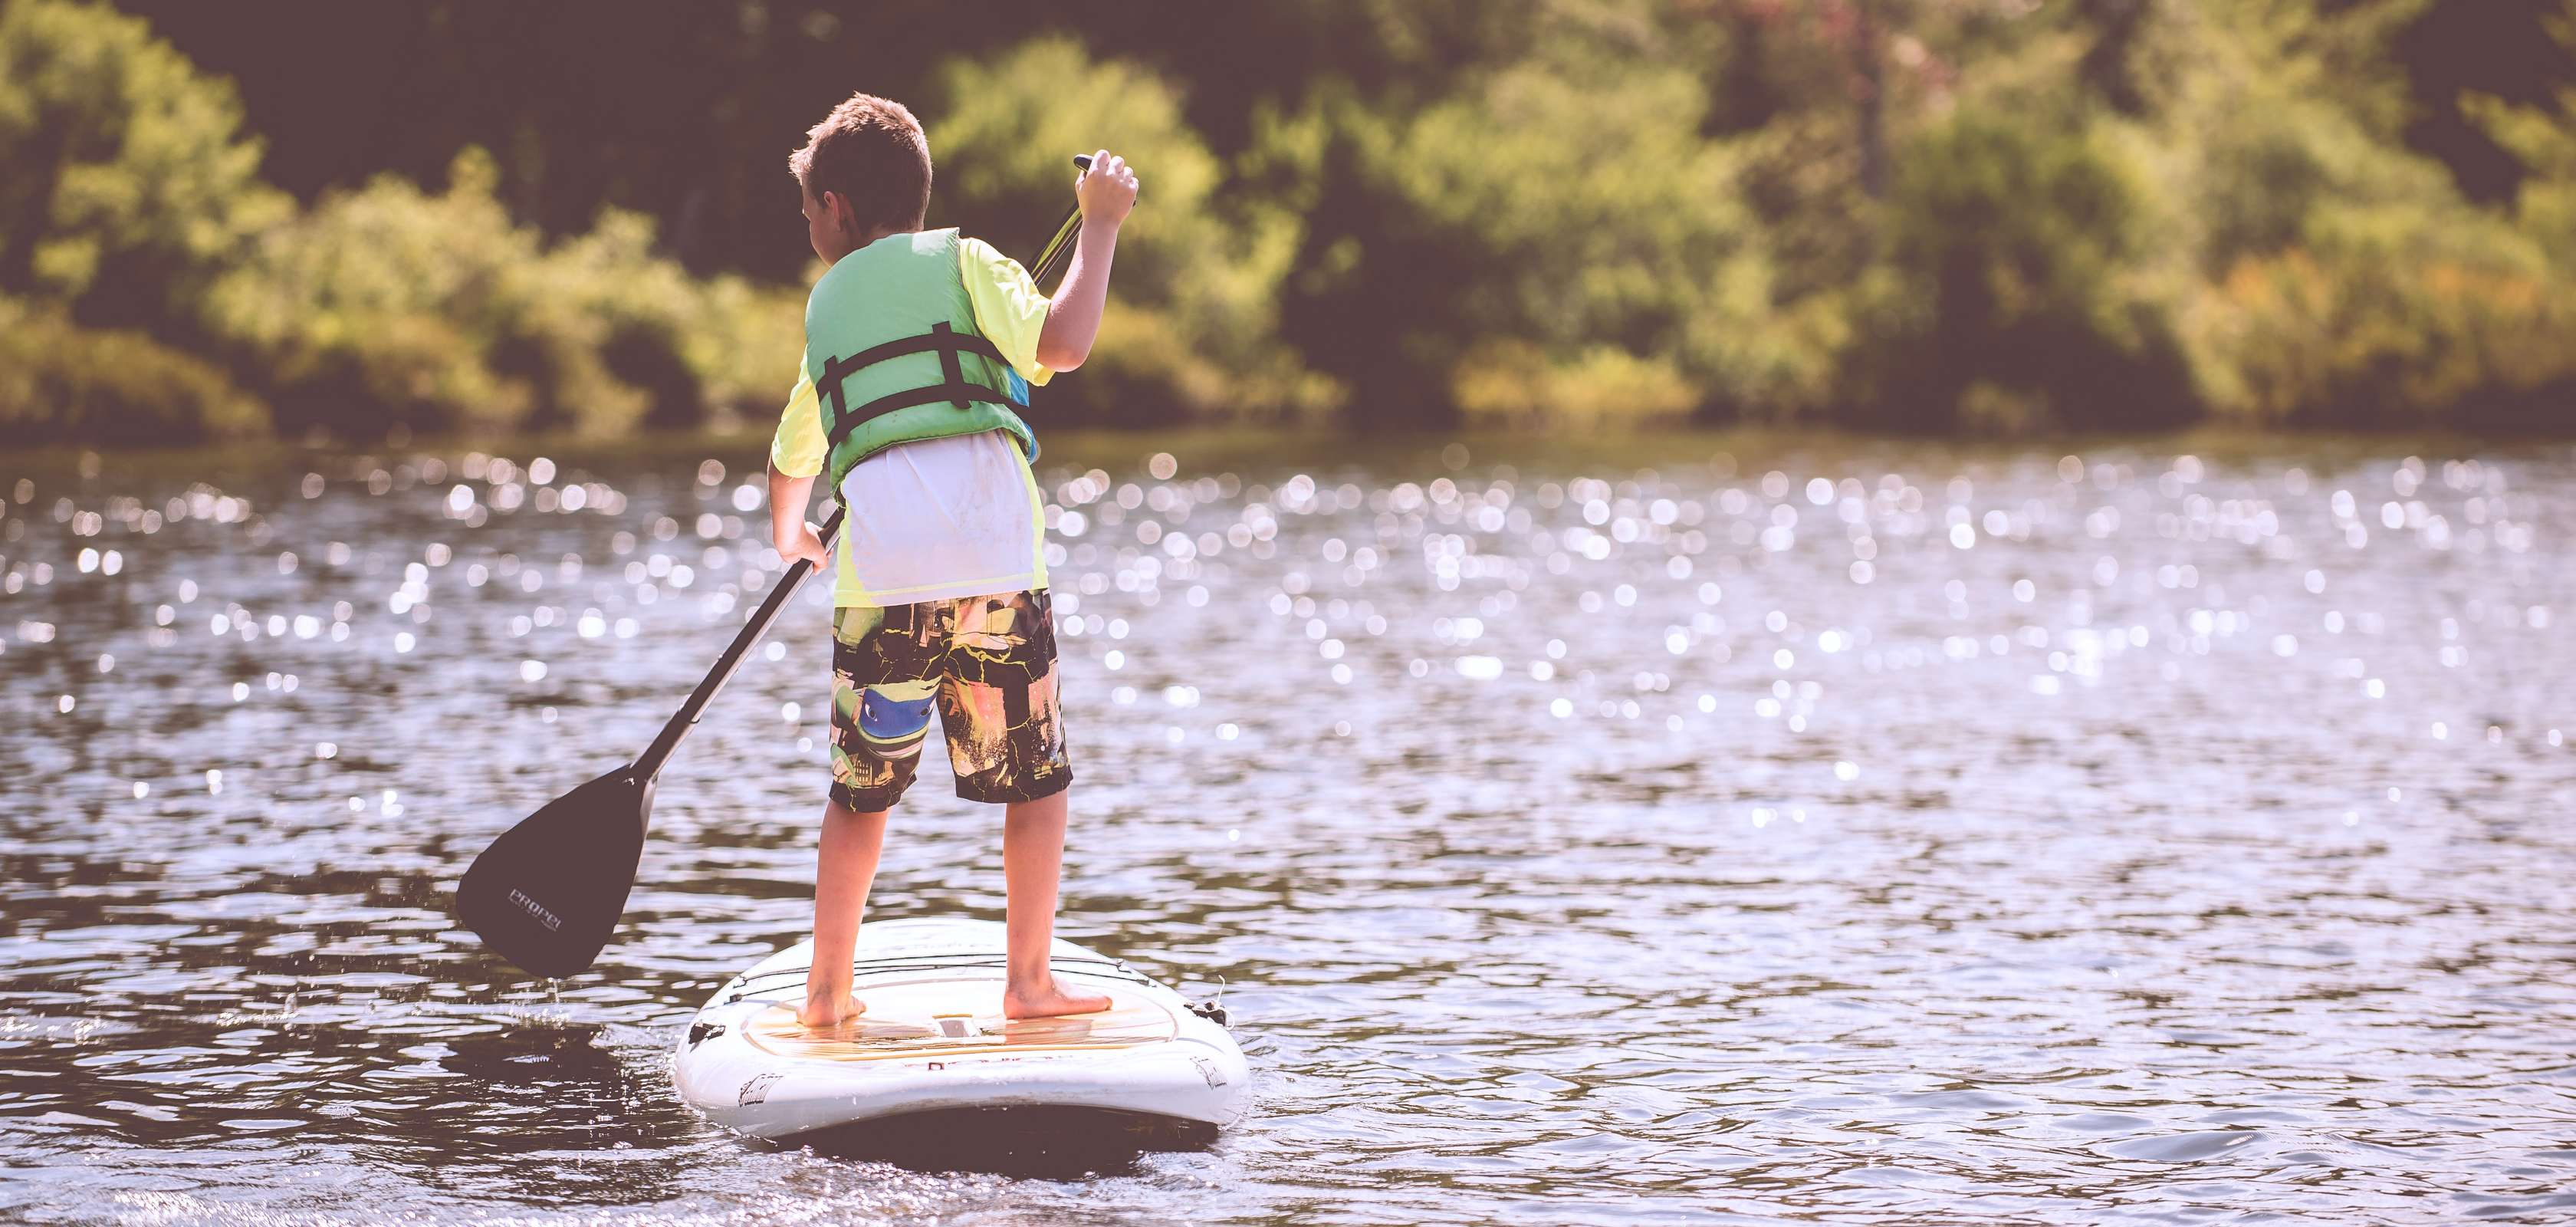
[742,981,1178,1063]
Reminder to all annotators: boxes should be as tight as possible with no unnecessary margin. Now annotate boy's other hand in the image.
[778,521,831,572]
[1076,150,1138,228]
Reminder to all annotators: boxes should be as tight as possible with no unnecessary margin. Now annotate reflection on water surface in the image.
[2,432,2572,1225]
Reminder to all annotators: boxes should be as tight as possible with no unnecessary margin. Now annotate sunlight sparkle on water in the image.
[0,440,2568,1224]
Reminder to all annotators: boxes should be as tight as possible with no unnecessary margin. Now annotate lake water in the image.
[2,430,2571,1225]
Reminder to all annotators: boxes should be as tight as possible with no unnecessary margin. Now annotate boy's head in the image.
[790,92,932,262]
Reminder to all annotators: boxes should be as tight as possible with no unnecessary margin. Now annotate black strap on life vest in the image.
[818,322,1027,451]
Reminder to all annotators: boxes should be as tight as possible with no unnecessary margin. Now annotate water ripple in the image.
[2,435,2571,1224]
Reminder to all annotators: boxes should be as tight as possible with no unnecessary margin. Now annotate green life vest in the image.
[805,228,1039,492]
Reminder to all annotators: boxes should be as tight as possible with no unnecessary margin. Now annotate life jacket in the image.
[805,228,1038,493]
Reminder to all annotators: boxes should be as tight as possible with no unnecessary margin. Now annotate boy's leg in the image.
[803,602,940,1028]
[1001,788,1110,1019]
[802,798,887,1028]
[935,590,1097,1019]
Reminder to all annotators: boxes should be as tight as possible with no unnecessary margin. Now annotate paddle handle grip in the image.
[632,503,847,784]
[1030,154,1101,289]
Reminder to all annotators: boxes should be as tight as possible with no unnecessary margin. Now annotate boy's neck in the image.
[830,225,918,263]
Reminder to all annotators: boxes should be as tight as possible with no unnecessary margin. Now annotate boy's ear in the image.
[822,190,856,235]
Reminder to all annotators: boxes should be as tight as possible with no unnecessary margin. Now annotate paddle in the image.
[457,156,1105,978]
[454,503,846,976]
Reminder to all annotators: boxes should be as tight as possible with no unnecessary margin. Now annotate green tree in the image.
[0,0,286,331]
[2155,0,2574,430]
[1368,58,1789,424]
[205,149,799,438]
[1843,104,2197,432]
[928,37,1322,424]
[2462,2,2576,268]
[1276,8,1840,428]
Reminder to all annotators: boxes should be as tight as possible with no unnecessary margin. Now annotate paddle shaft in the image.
[632,504,846,783]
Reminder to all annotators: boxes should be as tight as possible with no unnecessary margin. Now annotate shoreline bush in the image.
[0,299,265,443]
[205,150,801,439]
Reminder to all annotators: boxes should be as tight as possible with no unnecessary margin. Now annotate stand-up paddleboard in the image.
[673,918,1247,1146]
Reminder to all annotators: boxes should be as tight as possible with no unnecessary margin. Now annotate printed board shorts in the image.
[828,588,1072,810]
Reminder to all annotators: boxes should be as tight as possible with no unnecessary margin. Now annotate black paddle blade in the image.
[455,766,655,978]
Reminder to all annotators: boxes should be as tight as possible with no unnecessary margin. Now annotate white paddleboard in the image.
[672,918,1248,1143]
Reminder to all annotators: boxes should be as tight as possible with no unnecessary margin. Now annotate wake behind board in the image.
[673,918,1247,1144]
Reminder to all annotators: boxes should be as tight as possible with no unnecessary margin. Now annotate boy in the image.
[764,92,1138,1027]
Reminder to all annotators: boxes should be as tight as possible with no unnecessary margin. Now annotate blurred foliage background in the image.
[3,0,2573,445]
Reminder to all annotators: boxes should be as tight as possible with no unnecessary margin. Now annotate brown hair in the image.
[789,92,932,232]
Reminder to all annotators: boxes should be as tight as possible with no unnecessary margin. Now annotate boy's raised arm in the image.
[1035,150,1139,373]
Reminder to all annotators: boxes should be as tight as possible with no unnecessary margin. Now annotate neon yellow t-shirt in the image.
[770,235,1056,607]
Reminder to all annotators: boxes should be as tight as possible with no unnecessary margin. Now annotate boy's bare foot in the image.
[798,993,866,1028]
[1002,975,1111,1020]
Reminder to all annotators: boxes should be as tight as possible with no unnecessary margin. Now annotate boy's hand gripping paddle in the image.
[455,505,844,977]
[1031,154,1119,288]
[457,153,1109,979]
